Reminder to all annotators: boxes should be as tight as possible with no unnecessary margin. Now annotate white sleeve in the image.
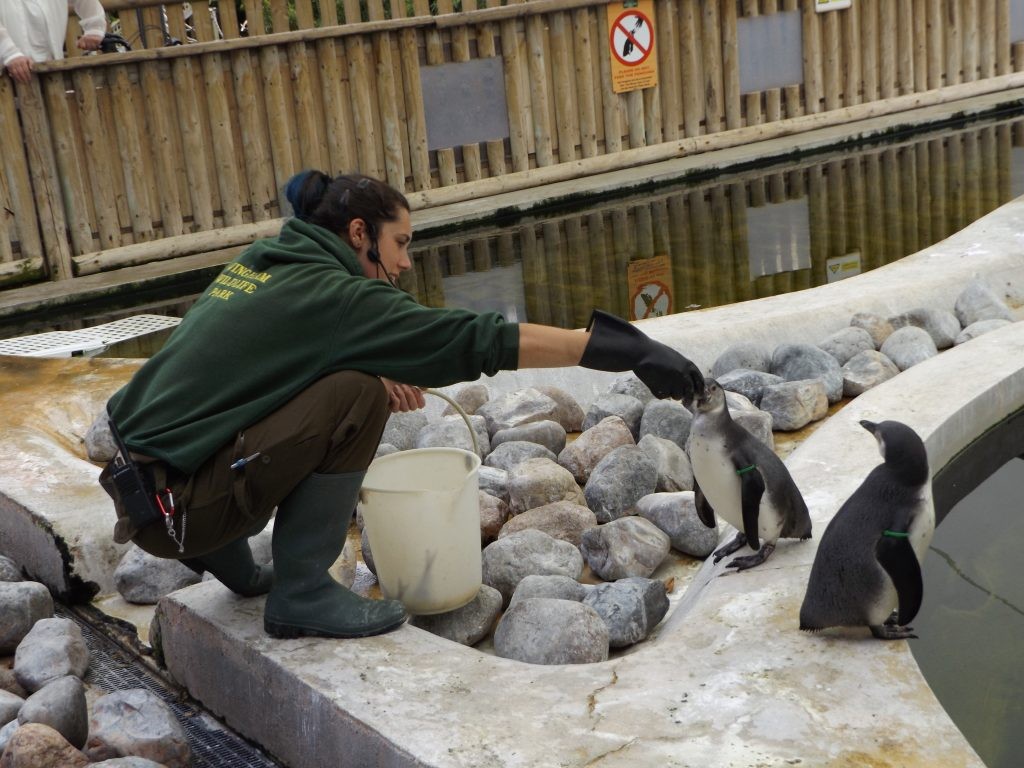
[0,21,25,67]
[70,0,107,38]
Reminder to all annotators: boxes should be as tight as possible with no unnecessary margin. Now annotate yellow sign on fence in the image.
[607,0,658,94]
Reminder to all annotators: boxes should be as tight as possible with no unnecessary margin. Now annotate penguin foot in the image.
[713,533,747,563]
[725,542,775,571]
[870,624,918,640]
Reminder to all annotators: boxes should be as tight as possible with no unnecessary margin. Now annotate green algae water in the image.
[913,457,1024,768]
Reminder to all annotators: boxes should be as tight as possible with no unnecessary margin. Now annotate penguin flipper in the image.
[739,465,766,551]
[876,533,924,626]
[693,480,717,528]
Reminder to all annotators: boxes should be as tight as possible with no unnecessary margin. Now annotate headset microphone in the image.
[366,222,399,288]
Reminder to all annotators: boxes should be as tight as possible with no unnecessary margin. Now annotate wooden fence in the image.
[3,0,1024,292]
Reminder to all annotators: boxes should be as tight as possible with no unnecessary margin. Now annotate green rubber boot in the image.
[182,536,273,597]
[263,471,407,639]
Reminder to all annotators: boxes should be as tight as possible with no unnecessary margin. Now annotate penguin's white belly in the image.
[908,489,936,562]
[690,435,781,541]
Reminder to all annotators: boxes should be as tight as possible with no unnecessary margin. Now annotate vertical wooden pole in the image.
[721,0,741,129]
[550,12,579,163]
[399,29,431,189]
[702,0,724,132]
[840,3,861,107]
[896,0,914,94]
[781,0,802,118]
[140,62,186,236]
[913,0,928,91]
[232,49,277,221]
[0,77,44,262]
[257,46,299,203]
[926,0,944,88]
[109,66,155,243]
[914,140,931,250]
[962,0,978,82]
[573,8,600,156]
[821,10,841,110]
[501,15,531,171]
[41,75,94,254]
[802,0,823,114]
[742,1,763,126]
[861,0,879,102]
[373,31,407,189]
[762,0,783,121]
[996,0,1010,75]
[945,0,962,86]
[681,0,704,135]
[659,0,683,139]
[203,53,245,227]
[978,0,994,79]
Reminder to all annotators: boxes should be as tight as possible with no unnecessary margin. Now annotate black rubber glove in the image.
[579,310,705,402]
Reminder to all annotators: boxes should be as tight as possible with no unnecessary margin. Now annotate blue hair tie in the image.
[284,170,317,219]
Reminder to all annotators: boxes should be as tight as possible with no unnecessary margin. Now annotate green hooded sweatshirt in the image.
[107,218,520,474]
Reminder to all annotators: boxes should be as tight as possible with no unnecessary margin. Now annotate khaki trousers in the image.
[103,371,389,559]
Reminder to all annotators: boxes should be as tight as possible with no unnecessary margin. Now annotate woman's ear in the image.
[347,218,366,247]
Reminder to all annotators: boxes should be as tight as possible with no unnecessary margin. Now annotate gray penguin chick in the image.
[688,379,812,570]
[800,419,935,639]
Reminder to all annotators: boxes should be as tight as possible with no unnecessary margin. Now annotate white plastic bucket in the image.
[360,447,482,615]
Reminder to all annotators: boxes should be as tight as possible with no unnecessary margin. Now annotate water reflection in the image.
[913,457,1024,768]
[3,112,1024,345]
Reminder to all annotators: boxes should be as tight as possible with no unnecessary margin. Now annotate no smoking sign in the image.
[606,0,658,93]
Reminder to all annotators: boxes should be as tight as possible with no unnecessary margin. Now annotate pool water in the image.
[913,457,1024,768]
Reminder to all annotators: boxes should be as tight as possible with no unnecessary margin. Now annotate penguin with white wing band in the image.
[800,419,935,640]
[687,379,812,570]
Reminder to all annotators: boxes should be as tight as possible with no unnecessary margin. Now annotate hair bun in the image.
[284,170,330,219]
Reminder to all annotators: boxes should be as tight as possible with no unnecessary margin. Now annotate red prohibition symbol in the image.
[610,10,654,67]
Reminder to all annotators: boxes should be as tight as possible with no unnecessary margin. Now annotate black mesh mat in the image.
[56,604,283,768]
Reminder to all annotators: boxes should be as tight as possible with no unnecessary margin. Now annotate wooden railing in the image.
[4,0,1024,291]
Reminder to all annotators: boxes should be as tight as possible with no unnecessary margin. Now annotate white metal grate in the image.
[0,314,181,357]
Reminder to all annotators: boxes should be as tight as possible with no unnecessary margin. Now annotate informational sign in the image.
[815,0,852,11]
[607,0,658,94]
[826,252,861,283]
[627,255,673,320]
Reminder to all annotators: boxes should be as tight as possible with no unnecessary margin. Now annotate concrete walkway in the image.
[2,196,1023,766]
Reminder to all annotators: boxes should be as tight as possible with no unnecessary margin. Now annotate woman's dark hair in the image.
[283,171,410,241]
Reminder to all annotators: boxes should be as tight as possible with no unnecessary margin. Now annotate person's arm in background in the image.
[71,0,106,51]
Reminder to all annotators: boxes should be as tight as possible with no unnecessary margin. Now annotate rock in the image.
[0,719,18,756]
[493,598,608,665]
[557,416,635,485]
[955,319,1013,345]
[481,529,584,605]
[381,411,429,451]
[711,342,772,377]
[818,326,876,365]
[0,556,22,582]
[0,690,24,726]
[508,574,590,608]
[0,582,53,655]
[608,374,655,407]
[476,388,561,437]
[584,446,659,524]
[113,547,202,605]
[478,465,509,503]
[508,458,586,516]
[359,527,376,576]
[889,308,961,350]
[409,585,502,646]
[716,369,784,407]
[17,676,88,749]
[484,441,557,472]
[580,517,671,580]
[637,434,693,493]
[13,618,89,694]
[954,277,1015,326]
[491,420,567,455]
[91,758,171,768]
[0,723,89,768]
[879,325,938,370]
[85,410,117,463]
[498,501,597,548]
[759,379,829,431]
[725,391,758,412]
[441,383,490,416]
[850,311,894,348]
[732,410,774,450]
[638,399,693,450]
[84,689,190,768]
[582,578,670,648]
[414,414,490,458]
[532,386,585,432]
[479,492,509,545]
[635,492,719,557]
[374,442,399,459]
[582,393,644,439]
[842,350,900,396]
[0,667,27,699]
[771,343,844,404]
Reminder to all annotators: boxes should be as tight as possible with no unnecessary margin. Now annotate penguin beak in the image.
[859,420,878,434]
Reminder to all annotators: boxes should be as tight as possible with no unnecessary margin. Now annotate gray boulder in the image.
[638,399,693,450]
[582,578,670,648]
[493,598,609,665]
[410,585,502,646]
[635,492,719,557]
[771,343,844,404]
[732,409,774,449]
[441,382,490,416]
[849,311,894,348]
[484,441,557,472]
[13,618,89,693]
[0,723,90,767]
[84,689,190,768]
[85,410,117,463]
[637,434,693,493]
[508,458,586,516]
[508,574,590,608]
[759,379,828,432]
[478,465,509,503]
[381,410,429,451]
[374,442,399,458]
[558,416,635,485]
[17,675,88,749]
[0,719,19,755]
[476,388,561,437]
[479,492,509,545]
[954,277,1015,326]
[0,581,54,654]
[580,516,671,580]
[582,393,644,439]
[842,350,900,396]
[0,555,21,582]
[498,501,597,549]
[711,341,772,377]
[608,374,655,407]
[818,326,876,365]
[415,414,490,458]
[879,326,938,370]
[889,308,961,350]
[955,319,1013,345]
[532,385,585,432]
[491,420,567,455]
[717,369,784,407]
[0,689,24,725]
[584,446,658,523]
[482,529,584,605]
[114,546,202,605]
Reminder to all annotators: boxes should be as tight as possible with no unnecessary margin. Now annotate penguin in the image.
[687,379,812,570]
[799,419,934,640]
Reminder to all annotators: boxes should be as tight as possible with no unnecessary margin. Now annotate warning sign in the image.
[607,0,658,94]
[627,255,673,320]
[826,252,861,283]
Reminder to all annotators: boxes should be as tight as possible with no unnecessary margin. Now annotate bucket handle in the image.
[424,388,480,457]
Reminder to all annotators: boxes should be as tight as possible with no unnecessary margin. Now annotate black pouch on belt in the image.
[108,415,163,531]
